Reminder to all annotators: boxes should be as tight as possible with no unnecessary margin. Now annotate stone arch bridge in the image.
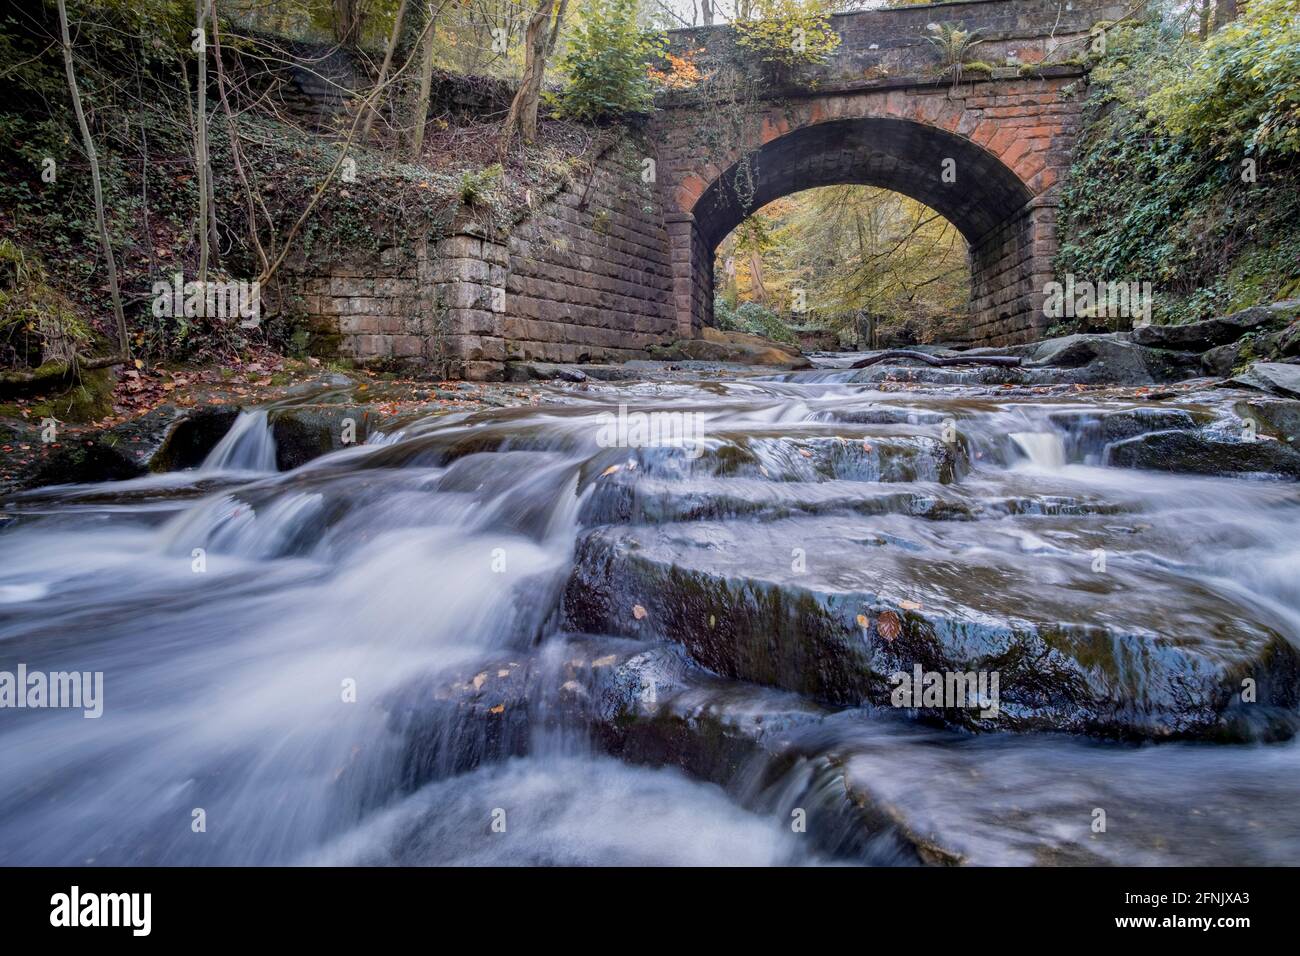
[285,0,1133,376]
[652,0,1131,347]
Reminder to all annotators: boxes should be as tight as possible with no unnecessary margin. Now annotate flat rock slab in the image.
[563,516,1300,741]
[1226,361,1300,399]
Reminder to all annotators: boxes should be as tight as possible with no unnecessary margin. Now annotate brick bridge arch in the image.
[652,0,1132,347]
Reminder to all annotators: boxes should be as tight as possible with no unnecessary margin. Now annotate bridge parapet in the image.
[663,0,1133,100]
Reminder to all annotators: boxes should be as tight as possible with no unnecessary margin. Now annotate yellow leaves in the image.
[632,604,647,621]
[855,613,870,629]
[489,704,505,715]
[899,600,923,611]
[600,464,621,477]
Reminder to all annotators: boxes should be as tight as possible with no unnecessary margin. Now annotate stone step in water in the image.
[563,516,1300,740]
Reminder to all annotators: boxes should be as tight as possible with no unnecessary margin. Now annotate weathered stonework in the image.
[654,0,1130,346]
[502,151,675,365]
[277,0,1130,373]
[278,145,675,379]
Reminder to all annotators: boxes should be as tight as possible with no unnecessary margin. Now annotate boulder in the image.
[1225,361,1300,399]
[504,362,639,383]
[269,405,374,470]
[1234,397,1300,447]
[1131,301,1297,350]
[1201,339,1248,377]
[650,327,814,369]
[150,406,241,471]
[1022,333,1196,385]
[1105,428,1300,478]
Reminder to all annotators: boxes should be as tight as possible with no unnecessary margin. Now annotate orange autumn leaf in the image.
[877,611,902,641]
[632,604,647,620]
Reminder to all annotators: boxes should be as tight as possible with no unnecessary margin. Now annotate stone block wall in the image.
[502,153,675,364]
[967,198,1056,346]
[277,141,676,378]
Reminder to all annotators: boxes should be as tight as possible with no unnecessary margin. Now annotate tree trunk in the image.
[1213,0,1237,30]
[56,0,129,358]
[333,0,366,46]
[210,0,270,273]
[195,0,212,284]
[408,2,438,161]
[701,0,713,26]
[362,0,409,142]
[1198,0,1212,39]
[748,247,767,303]
[500,0,566,154]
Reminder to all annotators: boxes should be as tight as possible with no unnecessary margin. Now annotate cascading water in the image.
[2,363,1299,865]
[199,409,278,473]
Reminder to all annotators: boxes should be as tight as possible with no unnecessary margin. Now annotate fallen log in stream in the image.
[849,350,1023,369]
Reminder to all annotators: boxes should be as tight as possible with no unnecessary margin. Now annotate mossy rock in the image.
[150,407,242,472]
[30,439,146,486]
[1,367,117,424]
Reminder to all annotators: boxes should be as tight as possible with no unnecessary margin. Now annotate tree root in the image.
[849,350,1022,369]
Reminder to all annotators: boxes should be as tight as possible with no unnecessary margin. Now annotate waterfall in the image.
[200,410,278,473]
[1010,431,1067,468]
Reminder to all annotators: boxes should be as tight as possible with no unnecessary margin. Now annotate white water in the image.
[200,410,277,473]
[1,374,1299,865]
[1010,431,1067,469]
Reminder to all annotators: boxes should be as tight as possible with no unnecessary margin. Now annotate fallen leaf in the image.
[899,600,923,611]
[856,613,870,629]
[799,448,813,458]
[600,464,621,477]
[877,611,902,641]
[489,704,505,715]
[632,604,647,621]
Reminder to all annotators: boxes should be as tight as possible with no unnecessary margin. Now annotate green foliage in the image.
[924,22,983,76]
[1056,14,1300,327]
[553,0,665,122]
[734,0,841,74]
[459,163,503,206]
[0,240,91,368]
[714,298,796,344]
[1146,0,1300,159]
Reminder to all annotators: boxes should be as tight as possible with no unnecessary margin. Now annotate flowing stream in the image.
[1,362,1298,865]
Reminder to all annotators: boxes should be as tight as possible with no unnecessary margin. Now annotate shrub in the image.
[714,297,797,344]
[1146,0,1300,159]
[734,0,841,75]
[553,0,665,121]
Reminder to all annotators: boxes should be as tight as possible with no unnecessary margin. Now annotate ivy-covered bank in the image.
[1056,1,1300,334]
